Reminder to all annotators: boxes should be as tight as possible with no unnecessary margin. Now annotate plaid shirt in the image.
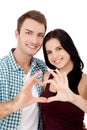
[0,49,47,130]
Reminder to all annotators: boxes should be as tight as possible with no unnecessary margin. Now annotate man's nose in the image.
[31,36,38,43]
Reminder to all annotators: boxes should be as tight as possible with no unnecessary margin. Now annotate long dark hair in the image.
[43,29,84,70]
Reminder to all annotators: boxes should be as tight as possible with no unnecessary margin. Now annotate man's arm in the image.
[0,71,47,119]
[0,100,19,119]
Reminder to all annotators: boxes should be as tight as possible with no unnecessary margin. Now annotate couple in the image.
[0,10,87,130]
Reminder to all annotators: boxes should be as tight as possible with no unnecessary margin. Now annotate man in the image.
[0,10,47,130]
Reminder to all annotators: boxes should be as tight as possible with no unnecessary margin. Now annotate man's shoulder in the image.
[0,53,10,70]
[33,57,46,66]
[32,57,47,72]
[33,57,44,62]
[0,55,8,65]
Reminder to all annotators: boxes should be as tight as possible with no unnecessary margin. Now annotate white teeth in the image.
[28,45,37,49]
[54,59,62,63]
[30,46,36,49]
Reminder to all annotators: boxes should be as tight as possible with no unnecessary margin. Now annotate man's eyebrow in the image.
[38,32,45,35]
[25,29,32,32]
[25,29,45,35]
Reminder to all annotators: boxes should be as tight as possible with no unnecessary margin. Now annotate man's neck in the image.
[13,49,32,74]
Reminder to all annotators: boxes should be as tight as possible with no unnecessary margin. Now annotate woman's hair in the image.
[17,10,47,34]
[43,29,84,70]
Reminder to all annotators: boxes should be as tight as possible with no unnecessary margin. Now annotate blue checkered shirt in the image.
[0,49,47,130]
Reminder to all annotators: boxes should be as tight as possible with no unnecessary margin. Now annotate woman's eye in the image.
[57,47,62,50]
[46,51,51,55]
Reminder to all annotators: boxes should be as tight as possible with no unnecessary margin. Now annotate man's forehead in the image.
[21,18,45,32]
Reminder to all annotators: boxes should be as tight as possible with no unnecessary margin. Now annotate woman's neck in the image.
[60,60,73,75]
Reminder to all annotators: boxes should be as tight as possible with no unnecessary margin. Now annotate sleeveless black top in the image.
[40,67,85,130]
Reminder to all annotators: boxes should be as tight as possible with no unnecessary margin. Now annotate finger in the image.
[43,79,53,84]
[47,96,58,102]
[48,69,57,77]
[35,79,43,86]
[33,97,47,103]
[30,71,43,82]
[24,71,43,87]
[55,69,64,80]
[63,72,68,85]
[43,79,56,88]
[49,69,63,82]
[48,70,60,83]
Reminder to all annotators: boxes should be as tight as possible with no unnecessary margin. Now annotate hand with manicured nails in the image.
[43,69,74,103]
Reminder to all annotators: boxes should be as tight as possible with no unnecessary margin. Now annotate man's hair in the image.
[17,10,47,34]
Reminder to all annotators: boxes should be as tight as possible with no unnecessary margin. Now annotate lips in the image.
[27,44,38,50]
[29,45,37,49]
[54,58,63,64]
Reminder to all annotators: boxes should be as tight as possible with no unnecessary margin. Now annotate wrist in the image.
[67,89,76,103]
[12,98,22,112]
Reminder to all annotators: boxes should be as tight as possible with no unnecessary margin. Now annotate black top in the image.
[40,67,85,130]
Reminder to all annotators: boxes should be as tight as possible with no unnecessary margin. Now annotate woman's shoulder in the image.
[81,73,87,83]
[82,72,87,77]
[78,73,87,99]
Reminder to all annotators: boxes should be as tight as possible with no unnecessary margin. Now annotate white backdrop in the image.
[0,0,87,126]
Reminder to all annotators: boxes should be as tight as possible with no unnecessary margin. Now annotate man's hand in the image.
[14,71,47,110]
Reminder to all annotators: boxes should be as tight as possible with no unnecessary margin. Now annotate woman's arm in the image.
[78,73,87,100]
[44,69,87,113]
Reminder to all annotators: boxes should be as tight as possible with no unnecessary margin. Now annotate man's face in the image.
[15,18,45,57]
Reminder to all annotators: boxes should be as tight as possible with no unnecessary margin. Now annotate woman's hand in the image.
[43,69,74,103]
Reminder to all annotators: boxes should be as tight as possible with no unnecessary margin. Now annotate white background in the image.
[0,0,87,126]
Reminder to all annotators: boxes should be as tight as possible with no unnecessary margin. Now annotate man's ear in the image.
[15,30,19,39]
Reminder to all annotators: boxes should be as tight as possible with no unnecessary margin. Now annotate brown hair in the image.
[17,10,47,34]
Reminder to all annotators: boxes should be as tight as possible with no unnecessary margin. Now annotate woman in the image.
[40,29,87,130]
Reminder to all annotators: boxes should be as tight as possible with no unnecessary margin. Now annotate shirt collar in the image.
[8,49,41,74]
[8,49,23,71]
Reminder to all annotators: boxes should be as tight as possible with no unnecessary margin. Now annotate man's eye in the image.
[38,34,44,38]
[26,32,30,35]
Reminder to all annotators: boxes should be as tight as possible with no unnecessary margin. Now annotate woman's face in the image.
[45,38,73,72]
